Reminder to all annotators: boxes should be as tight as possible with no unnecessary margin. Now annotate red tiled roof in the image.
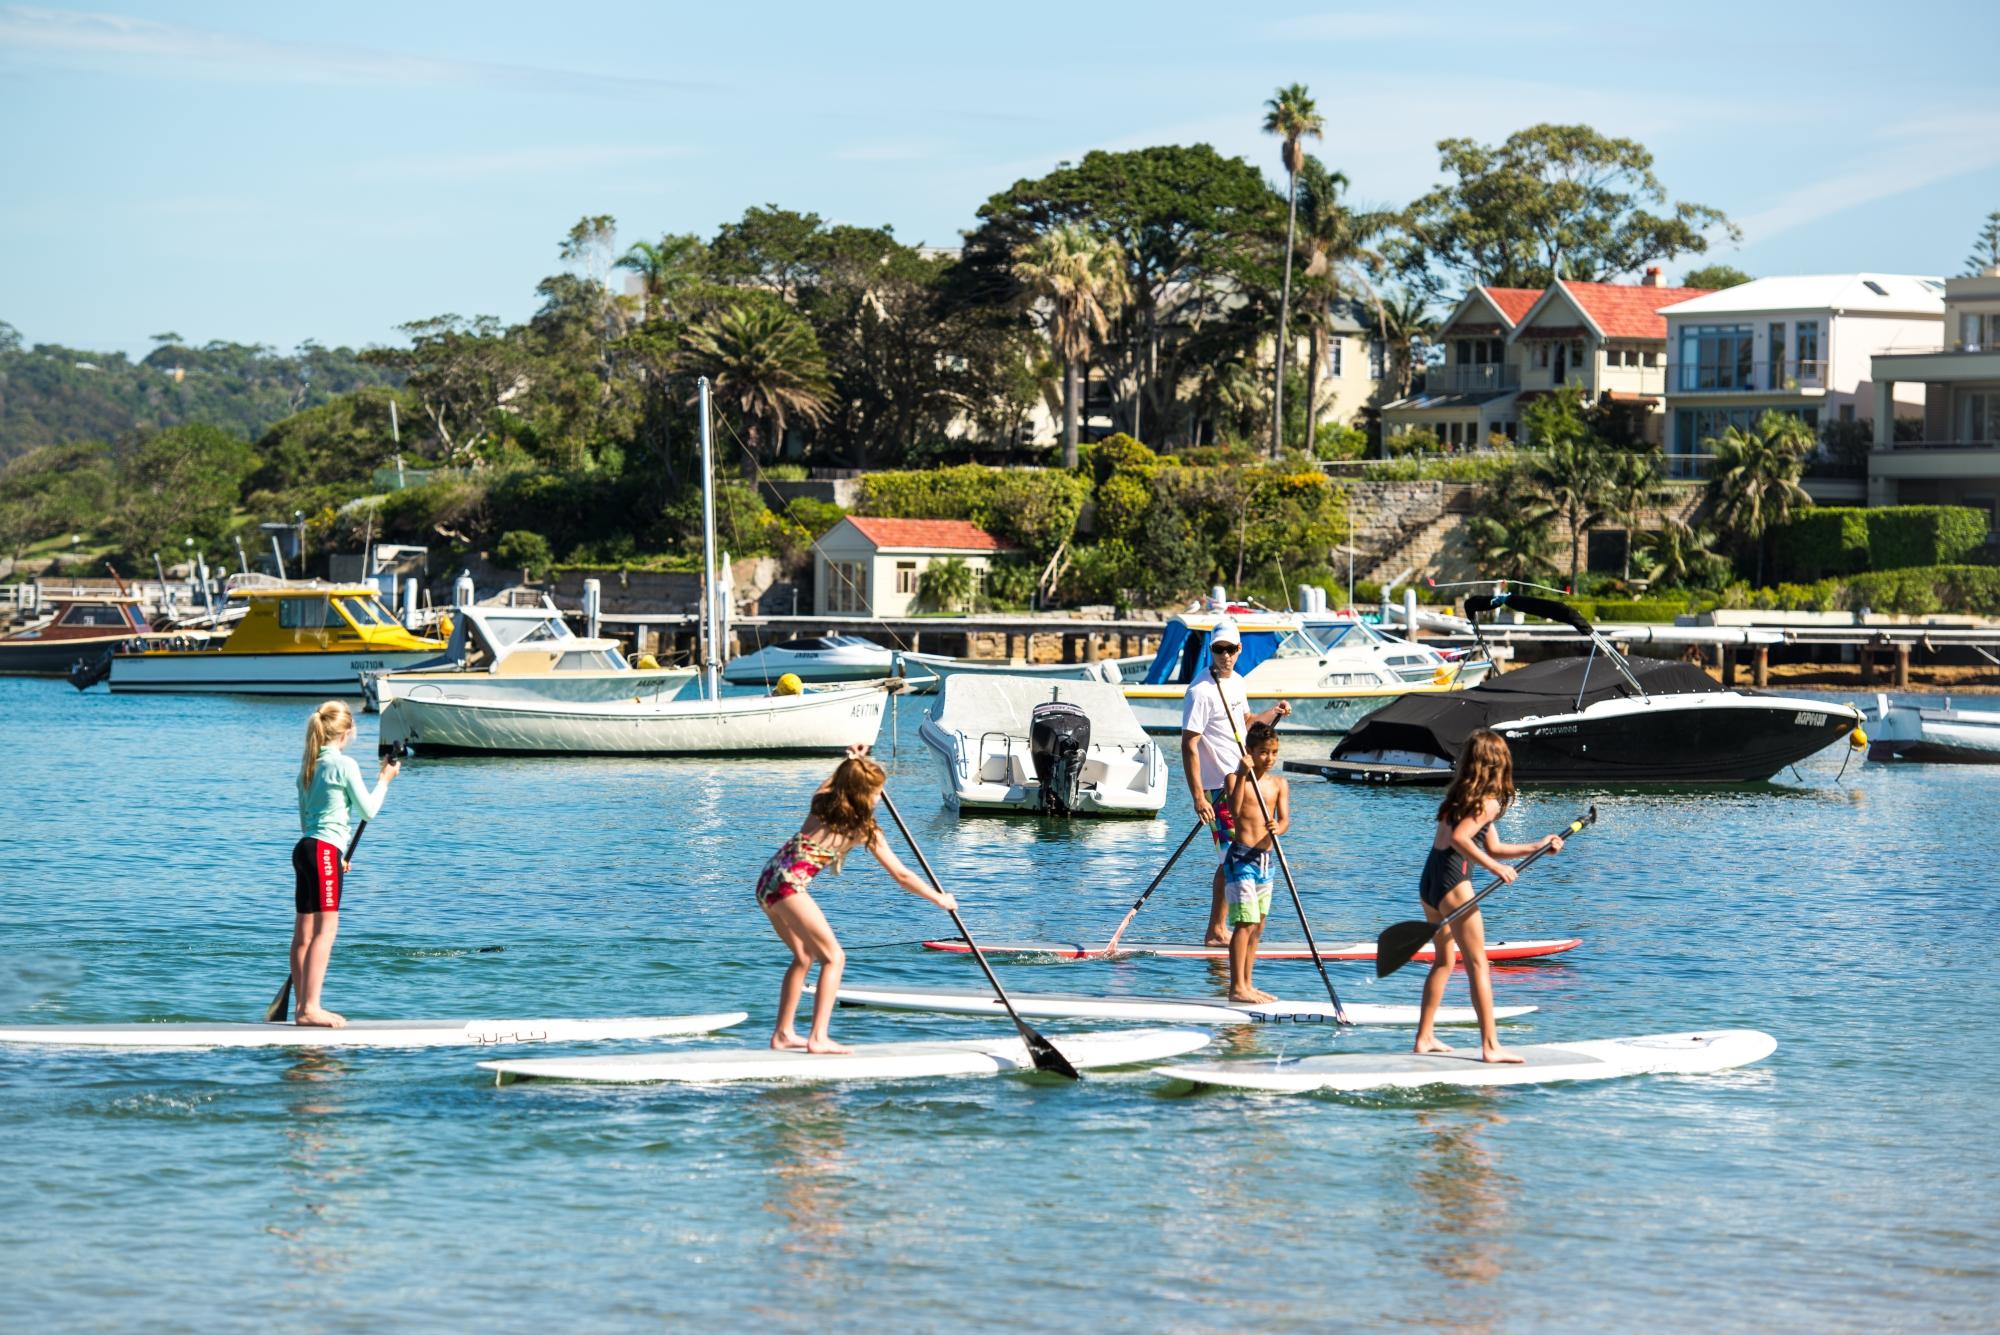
[1558,281,1709,340]
[842,516,1008,552]
[1481,286,1543,326]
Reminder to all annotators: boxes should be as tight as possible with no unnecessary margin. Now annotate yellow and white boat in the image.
[105,583,447,695]
[1120,608,1483,735]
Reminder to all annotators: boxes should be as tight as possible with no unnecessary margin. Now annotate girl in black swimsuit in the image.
[1414,729,1563,1064]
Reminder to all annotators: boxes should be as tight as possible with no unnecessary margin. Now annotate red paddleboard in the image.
[920,937,1580,962]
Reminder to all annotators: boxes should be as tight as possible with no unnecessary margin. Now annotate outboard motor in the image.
[1029,699,1091,816]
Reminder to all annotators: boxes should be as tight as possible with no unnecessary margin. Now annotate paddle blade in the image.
[263,978,292,1023]
[1020,1023,1083,1080]
[1374,920,1440,979]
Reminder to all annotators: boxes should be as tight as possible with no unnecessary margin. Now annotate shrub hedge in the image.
[856,465,1088,558]
[1774,506,1989,580]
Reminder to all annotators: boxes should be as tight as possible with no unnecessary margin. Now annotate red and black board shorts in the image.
[292,837,343,914]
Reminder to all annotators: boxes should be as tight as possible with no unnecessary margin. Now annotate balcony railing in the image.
[1422,363,1518,394]
[1667,361,1828,393]
[1880,438,2000,451]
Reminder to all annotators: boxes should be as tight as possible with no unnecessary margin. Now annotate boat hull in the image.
[1123,684,1449,735]
[722,648,897,685]
[1863,700,2000,764]
[108,648,447,695]
[371,666,698,709]
[894,652,1147,695]
[380,685,888,754]
[0,634,169,676]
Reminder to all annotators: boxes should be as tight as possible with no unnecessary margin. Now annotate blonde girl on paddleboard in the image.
[291,700,398,1027]
[756,744,954,1054]
[1413,729,1560,1063]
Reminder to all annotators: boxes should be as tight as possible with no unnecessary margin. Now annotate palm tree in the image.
[1605,447,1669,581]
[1292,159,1396,447]
[1378,287,1436,399]
[1470,474,1557,583]
[616,233,707,323]
[1011,223,1131,468]
[680,301,834,461]
[1634,519,1726,589]
[917,556,975,613]
[1263,83,1323,458]
[1531,432,1614,588]
[1705,410,1814,584]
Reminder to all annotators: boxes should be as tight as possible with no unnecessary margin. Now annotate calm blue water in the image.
[1,678,1994,1332]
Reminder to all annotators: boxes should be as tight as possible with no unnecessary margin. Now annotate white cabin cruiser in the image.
[365,600,694,711]
[724,634,899,685]
[1861,693,2000,764]
[890,649,1147,694]
[1300,614,1493,688]
[1119,607,1476,734]
[918,676,1167,817]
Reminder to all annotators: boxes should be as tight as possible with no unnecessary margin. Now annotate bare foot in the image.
[295,1008,346,1029]
[1481,1045,1526,1065]
[770,1032,810,1051]
[1228,991,1262,1004]
[1414,1038,1453,1055]
[1204,934,1230,948]
[1251,987,1278,1003]
[805,1037,853,1055]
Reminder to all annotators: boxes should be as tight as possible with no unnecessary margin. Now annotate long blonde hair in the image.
[300,700,355,791]
[810,755,885,842]
[1438,729,1514,826]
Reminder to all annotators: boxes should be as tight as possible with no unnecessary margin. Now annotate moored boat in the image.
[891,648,1148,694]
[723,634,899,685]
[1861,692,2000,763]
[917,675,1167,817]
[1310,593,1864,784]
[1120,606,1477,734]
[1,594,181,676]
[366,599,695,710]
[95,583,447,695]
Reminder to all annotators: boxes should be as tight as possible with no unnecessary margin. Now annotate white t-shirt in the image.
[1180,673,1252,790]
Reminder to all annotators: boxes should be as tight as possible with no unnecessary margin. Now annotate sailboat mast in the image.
[697,376,721,701]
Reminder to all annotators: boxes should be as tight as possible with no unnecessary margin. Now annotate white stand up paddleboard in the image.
[920,937,1580,963]
[823,983,1535,1027]
[0,1013,748,1050]
[480,1027,1210,1085]
[1155,1029,1777,1093]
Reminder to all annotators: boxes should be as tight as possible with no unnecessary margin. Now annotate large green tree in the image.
[1377,287,1436,400]
[1012,223,1131,467]
[1395,124,1737,300]
[1263,84,1323,458]
[680,299,834,461]
[616,233,709,323]
[109,423,258,559]
[961,144,1278,446]
[1681,263,1753,291]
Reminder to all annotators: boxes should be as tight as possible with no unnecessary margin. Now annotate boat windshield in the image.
[555,650,620,671]
[484,616,571,650]
[338,597,396,627]
[1271,630,1322,659]
[55,603,139,628]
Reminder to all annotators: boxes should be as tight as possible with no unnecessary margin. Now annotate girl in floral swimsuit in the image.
[756,745,955,1054]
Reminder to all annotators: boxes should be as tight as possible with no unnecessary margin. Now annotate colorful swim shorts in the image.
[1222,842,1274,925]
[1205,787,1238,851]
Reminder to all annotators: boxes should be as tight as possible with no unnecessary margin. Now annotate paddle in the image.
[877,790,1082,1080]
[1375,806,1597,979]
[1104,818,1207,954]
[1206,668,1351,1026]
[263,822,369,1023]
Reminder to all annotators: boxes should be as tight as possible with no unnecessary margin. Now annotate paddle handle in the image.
[1206,672,1348,1023]
[345,821,368,862]
[1437,805,1596,935]
[1105,818,1206,952]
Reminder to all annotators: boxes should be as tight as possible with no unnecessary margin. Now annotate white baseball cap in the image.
[1210,619,1242,647]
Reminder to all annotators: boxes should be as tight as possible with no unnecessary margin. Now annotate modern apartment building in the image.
[1383,271,1702,448]
[1866,264,2000,530]
[1657,274,1945,483]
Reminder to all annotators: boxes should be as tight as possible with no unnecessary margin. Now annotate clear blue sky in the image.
[4,1,1996,359]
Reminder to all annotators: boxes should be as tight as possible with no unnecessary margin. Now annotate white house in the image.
[813,517,1013,616]
[1867,264,2000,527]
[1657,274,1946,484]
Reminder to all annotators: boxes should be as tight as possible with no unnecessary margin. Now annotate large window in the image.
[1794,321,1823,385]
[1677,324,1754,390]
[894,561,918,595]
[824,560,868,614]
[1768,323,1786,388]
[277,597,332,629]
[1967,392,2000,444]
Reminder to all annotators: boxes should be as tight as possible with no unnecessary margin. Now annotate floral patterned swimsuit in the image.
[755,830,846,908]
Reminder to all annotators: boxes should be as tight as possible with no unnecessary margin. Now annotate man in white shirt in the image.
[1179,619,1291,944]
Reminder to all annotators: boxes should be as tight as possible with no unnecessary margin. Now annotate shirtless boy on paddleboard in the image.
[1220,721,1287,1003]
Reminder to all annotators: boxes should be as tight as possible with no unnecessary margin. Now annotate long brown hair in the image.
[1437,729,1514,826]
[300,700,354,791]
[810,755,885,841]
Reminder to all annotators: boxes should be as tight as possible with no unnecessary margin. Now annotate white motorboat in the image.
[917,676,1167,817]
[365,599,695,711]
[1119,604,1477,735]
[376,378,889,757]
[891,648,1148,694]
[378,680,890,754]
[1861,692,2000,764]
[1299,613,1493,688]
[723,635,899,685]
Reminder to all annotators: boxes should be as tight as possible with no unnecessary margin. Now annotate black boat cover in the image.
[1332,654,1728,763]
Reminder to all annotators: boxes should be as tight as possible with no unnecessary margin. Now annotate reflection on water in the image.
[270,1052,357,1277]
[1409,1108,1516,1333]
[757,1087,849,1273]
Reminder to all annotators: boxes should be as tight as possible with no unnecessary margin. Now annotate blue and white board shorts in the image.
[1222,843,1274,926]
